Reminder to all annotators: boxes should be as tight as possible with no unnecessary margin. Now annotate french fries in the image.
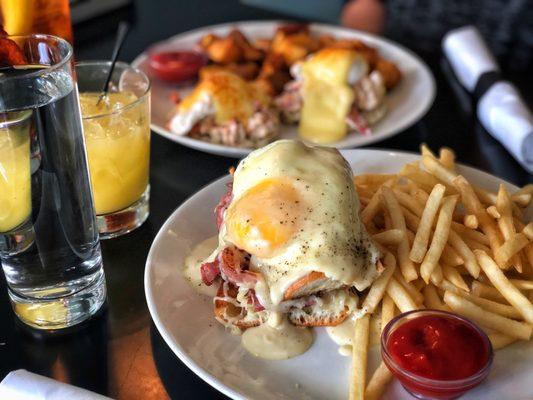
[447,230,480,278]
[362,255,396,313]
[475,250,533,324]
[381,294,396,328]
[444,291,532,340]
[440,280,522,319]
[442,264,469,291]
[348,145,532,399]
[372,229,404,246]
[464,214,479,229]
[386,277,418,312]
[495,233,529,267]
[381,187,418,282]
[424,284,450,311]
[471,281,507,302]
[523,222,533,241]
[420,196,458,283]
[350,314,370,400]
[439,147,455,171]
[409,184,445,263]
[365,363,393,400]
[488,332,518,350]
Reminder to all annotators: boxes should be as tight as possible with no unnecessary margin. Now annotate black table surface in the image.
[0,1,531,399]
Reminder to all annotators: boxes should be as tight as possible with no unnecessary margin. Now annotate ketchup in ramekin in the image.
[148,50,207,83]
[381,310,493,400]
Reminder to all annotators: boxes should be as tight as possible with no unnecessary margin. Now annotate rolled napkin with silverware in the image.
[0,370,112,400]
[443,25,533,174]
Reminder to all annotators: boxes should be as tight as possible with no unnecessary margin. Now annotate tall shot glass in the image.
[76,61,151,239]
[0,35,106,329]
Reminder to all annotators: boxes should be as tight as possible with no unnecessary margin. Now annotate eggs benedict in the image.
[187,140,381,359]
[275,47,395,144]
[169,70,280,147]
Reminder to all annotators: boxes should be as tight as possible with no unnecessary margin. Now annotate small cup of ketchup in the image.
[148,46,207,84]
[381,310,493,400]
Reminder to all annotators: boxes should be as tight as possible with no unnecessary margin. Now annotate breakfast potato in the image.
[271,30,320,65]
[228,29,264,61]
[376,58,402,89]
[198,33,218,49]
[253,38,272,53]
[257,52,291,94]
[206,36,242,64]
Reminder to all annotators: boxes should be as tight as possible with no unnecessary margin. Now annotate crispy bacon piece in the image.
[0,25,27,67]
[215,182,233,230]
[200,259,220,286]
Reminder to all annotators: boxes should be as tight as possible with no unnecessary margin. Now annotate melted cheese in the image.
[241,314,313,360]
[178,71,269,124]
[298,48,365,144]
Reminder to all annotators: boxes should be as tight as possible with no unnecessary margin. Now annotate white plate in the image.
[145,149,532,400]
[133,21,436,158]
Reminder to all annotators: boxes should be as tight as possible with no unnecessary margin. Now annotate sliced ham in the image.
[219,246,258,285]
[215,182,233,230]
[249,289,265,312]
[200,259,220,286]
[346,106,371,136]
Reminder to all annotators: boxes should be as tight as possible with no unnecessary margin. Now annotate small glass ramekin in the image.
[381,309,494,400]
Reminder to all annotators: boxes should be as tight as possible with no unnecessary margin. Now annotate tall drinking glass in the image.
[0,35,106,329]
[76,61,151,239]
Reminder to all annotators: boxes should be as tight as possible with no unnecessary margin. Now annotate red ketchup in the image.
[382,310,493,400]
[148,51,206,83]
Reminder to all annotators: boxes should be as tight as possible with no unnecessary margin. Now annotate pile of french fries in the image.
[349,145,533,400]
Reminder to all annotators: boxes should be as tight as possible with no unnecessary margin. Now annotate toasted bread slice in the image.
[214,283,265,328]
[288,288,356,327]
[283,271,345,300]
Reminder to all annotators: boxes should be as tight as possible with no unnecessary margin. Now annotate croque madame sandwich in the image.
[275,47,398,144]
[198,140,381,331]
[169,70,280,147]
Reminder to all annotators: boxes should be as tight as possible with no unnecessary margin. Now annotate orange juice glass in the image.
[76,62,151,239]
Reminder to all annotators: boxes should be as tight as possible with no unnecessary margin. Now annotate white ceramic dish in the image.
[145,149,532,400]
[133,21,436,158]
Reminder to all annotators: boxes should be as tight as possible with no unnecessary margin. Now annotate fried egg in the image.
[215,140,380,306]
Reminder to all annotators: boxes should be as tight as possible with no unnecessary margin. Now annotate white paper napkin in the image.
[0,370,113,400]
[478,83,533,173]
[443,26,533,173]
[442,26,499,92]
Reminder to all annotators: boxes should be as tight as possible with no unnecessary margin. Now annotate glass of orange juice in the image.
[0,110,32,235]
[76,61,151,239]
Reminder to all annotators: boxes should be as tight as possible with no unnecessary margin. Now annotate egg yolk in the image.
[225,179,303,258]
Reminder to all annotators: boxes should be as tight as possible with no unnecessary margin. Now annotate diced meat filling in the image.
[274,80,303,123]
[190,107,279,147]
[275,70,387,134]
[354,71,386,111]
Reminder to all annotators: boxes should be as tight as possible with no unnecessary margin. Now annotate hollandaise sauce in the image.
[299,48,358,144]
[183,236,219,297]
[241,312,313,360]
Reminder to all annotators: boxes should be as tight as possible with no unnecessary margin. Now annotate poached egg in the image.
[213,140,380,307]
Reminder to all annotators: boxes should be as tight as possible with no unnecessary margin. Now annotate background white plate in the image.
[133,21,436,158]
[145,149,532,400]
